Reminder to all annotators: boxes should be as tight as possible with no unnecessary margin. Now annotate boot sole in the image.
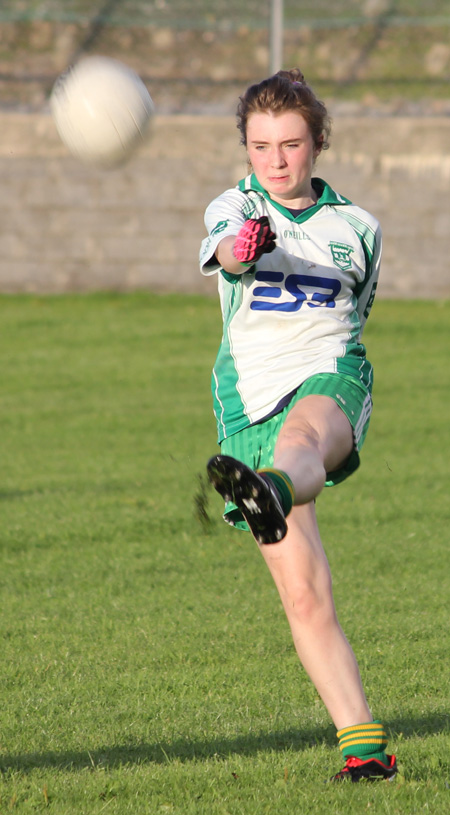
[207,455,287,544]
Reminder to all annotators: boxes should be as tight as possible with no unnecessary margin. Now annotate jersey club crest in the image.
[329,242,354,271]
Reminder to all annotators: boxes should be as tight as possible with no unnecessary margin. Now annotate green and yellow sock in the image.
[257,468,295,517]
[337,720,389,765]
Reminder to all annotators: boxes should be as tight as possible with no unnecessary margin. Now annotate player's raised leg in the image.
[271,394,354,505]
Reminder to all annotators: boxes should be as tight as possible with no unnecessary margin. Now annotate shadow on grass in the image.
[1,712,448,774]
[0,725,334,774]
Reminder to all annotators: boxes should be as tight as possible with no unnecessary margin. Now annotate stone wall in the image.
[0,112,449,298]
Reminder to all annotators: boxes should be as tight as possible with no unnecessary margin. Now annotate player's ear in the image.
[314,135,324,159]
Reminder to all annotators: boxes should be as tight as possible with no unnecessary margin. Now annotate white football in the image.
[50,56,154,168]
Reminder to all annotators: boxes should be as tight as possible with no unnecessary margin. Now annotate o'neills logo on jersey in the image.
[284,228,310,240]
[329,242,354,271]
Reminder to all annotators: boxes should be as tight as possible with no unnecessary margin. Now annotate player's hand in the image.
[233,216,276,265]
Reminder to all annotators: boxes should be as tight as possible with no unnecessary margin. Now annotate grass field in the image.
[1,294,449,813]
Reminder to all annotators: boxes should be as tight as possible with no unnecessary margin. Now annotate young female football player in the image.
[199,68,397,782]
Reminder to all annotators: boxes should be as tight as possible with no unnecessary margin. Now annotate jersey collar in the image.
[239,174,351,221]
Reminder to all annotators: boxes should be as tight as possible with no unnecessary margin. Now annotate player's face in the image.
[246,110,321,207]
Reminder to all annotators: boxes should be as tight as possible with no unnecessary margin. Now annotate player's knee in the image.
[276,422,320,456]
[284,573,335,628]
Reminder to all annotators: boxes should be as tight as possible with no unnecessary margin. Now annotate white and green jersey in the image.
[200,175,381,442]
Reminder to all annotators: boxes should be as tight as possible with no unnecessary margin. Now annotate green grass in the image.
[1,294,449,813]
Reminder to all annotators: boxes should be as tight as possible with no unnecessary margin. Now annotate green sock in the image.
[257,468,294,517]
[337,720,389,764]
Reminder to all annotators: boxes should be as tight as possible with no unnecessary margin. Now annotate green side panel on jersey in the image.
[335,209,378,298]
[336,348,373,392]
[333,209,377,391]
[211,278,247,441]
[221,269,245,284]
[335,299,372,390]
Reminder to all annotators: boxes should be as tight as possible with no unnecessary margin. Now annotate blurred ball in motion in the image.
[50,56,154,168]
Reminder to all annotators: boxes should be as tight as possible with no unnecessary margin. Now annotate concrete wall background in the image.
[0,112,449,298]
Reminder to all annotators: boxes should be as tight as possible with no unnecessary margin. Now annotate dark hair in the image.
[236,68,331,152]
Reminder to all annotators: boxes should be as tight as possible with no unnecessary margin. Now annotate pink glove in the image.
[233,216,276,264]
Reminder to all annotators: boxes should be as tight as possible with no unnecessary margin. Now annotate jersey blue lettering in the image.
[287,274,341,309]
[252,270,283,303]
[251,272,341,312]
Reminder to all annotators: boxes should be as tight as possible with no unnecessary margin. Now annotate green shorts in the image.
[220,372,373,530]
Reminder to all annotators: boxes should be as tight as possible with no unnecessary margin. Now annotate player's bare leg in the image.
[260,394,371,726]
[264,395,398,775]
[207,393,396,777]
[258,501,371,729]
